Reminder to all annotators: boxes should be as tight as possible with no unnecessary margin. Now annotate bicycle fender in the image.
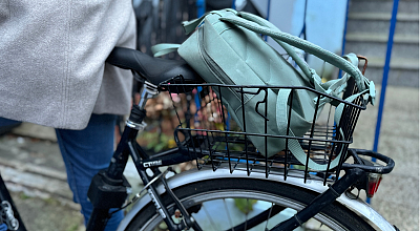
[117,168,395,231]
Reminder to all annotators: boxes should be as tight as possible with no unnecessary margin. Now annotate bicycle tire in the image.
[125,178,375,231]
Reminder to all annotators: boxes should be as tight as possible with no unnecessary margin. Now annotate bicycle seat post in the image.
[86,82,159,231]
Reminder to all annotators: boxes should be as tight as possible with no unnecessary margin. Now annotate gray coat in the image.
[0,0,136,129]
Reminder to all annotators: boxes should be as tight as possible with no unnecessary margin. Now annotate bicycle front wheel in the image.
[125,177,375,231]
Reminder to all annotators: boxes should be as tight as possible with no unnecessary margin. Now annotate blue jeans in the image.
[0,115,124,230]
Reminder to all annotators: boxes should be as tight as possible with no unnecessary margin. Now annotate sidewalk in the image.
[0,85,418,230]
[350,85,419,231]
[0,135,84,231]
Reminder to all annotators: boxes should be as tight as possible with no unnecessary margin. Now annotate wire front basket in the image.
[160,81,365,184]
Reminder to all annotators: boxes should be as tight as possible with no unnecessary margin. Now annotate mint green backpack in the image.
[152,9,375,170]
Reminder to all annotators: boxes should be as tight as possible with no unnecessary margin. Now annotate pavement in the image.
[350,85,419,231]
[0,85,418,231]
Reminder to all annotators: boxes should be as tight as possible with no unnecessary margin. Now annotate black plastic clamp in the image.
[87,170,131,209]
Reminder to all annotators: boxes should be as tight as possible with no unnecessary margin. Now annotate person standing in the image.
[0,1,136,230]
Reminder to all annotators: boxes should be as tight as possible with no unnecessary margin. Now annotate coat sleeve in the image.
[0,0,136,129]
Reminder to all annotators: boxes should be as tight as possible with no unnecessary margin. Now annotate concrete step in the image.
[344,56,419,87]
[365,68,419,87]
[347,19,419,36]
[348,12,419,21]
[11,123,57,142]
[362,57,419,70]
[0,156,67,181]
[345,40,418,59]
[346,33,419,43]
[346,0,419,87]
[0,165,73,201]
[349,0,419,15]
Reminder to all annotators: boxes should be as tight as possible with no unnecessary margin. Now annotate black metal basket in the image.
[160,81,366,183]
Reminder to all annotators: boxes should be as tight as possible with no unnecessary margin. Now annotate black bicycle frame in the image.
[0,174,27,231]
[86,84,204,231]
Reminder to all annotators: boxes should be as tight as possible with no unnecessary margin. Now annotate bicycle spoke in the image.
[244,199,249,231]
[223,199,234,231]
[227,203,286,231]
[265,203,274,231]
[202,203,218,231]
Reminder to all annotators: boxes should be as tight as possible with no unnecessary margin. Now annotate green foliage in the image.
[138,131,175,153]
[66,224,80,231]
[19,192,30,200]
[234,198,257,214]
[43,197,58,206]
[291,165,306,170]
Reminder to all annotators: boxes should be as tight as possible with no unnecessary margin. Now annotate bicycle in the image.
[0,47,398,231]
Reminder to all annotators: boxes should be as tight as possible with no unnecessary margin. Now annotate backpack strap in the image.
[276,89,345,171]
[237,11,313,81]
[151,44,181,57]
[230,11,376,106]
[182,13,209,34]
[151,10,233,57]
[236,13,372,170]
[219,14,375,105]
[182,8,237,34]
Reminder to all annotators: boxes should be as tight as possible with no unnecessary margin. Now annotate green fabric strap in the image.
[276,89,344,171]
[221,14,376,105]
[244,13,371,170]
[151,44,181,57]
[335,88,369,125]
[219,16,368,93]
[182,8,238,34]
[235,12,375,109]
[237,11,313,81]
[182,13,208,34]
